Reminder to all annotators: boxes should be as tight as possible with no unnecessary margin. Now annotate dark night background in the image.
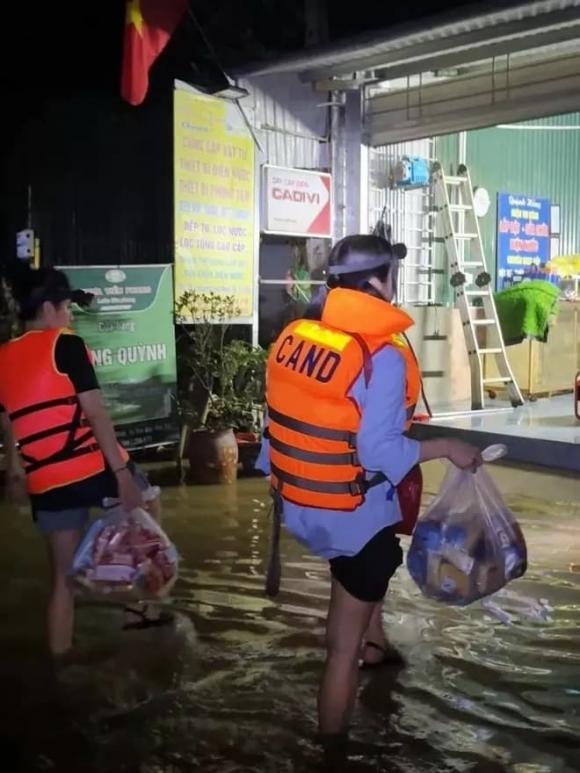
[0,1,521,267]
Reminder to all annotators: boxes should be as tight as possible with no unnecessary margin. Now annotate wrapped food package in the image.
[71,507,179,600]
[407,452,527,606]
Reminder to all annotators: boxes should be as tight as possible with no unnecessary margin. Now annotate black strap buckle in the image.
[348,474,366,496]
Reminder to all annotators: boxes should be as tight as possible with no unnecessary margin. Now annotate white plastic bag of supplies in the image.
[407,445,527,606]
[71,505,179,601]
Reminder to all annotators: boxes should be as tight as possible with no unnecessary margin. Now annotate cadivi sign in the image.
[263,165,332,237]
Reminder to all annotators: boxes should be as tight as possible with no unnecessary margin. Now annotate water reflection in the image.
[0,470,579,772]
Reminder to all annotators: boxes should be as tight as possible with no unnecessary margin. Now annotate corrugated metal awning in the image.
[238,1,580,86]
[365,48,580,145]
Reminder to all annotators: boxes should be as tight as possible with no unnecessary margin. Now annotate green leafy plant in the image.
[175,291,266,432]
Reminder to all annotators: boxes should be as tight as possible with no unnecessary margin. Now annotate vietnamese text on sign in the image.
[174,88,256,321]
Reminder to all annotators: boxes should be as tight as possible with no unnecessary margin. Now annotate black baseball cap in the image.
[17,267,94,315]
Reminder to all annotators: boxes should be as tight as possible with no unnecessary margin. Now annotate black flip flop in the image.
[122,607,175,631]
[360,640,406,670]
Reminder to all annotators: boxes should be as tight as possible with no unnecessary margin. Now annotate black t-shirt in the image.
[1,334,121,513]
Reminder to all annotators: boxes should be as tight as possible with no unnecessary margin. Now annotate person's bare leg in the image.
[361,599,405,666]
[46,528,82,656]
[318,577,375,736]
[362,602,387,662]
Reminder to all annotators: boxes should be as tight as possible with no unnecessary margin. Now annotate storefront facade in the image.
[236,1,580,410]
[233,73,333,347]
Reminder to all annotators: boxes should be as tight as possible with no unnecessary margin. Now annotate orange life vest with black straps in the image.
[0,328,127,494]
[266,288,421,511]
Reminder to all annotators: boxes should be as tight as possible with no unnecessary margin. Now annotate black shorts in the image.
[329,526,403,603]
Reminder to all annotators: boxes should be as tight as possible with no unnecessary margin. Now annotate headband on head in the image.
[328,252,393,276]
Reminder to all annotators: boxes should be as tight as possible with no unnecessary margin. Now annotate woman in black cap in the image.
[0,263,170,658]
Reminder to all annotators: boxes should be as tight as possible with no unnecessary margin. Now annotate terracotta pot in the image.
[187,427,239,485]
[235,431,258,444]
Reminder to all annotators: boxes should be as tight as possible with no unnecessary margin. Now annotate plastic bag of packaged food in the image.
[407,445,527,606]
[71,506,179,600]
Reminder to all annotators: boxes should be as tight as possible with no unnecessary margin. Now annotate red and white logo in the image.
[263,166,331,237]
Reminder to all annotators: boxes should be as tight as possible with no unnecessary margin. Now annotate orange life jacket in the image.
[267,288,421,511]
[0,328,127,494]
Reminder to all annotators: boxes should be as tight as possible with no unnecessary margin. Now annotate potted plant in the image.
[227,339,267,475]
[0,278,19,344]
[0,279,19,477]
[175,291,266,484]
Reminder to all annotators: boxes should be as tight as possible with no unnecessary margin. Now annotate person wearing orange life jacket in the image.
[0,264,172,658]
[257,235,483,744]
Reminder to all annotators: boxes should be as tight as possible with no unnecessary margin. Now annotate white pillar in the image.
[331,90,368,240]
[344,90,368,236]
[458,130,468,165]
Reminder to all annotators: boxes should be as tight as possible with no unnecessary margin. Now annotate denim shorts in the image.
[35,465,152,534]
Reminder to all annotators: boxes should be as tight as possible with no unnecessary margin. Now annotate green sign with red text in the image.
[60,264,178,450]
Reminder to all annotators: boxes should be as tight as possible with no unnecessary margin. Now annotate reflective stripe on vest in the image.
[267,405,357,447]
[268,407,387,497]
[271,464,366,496]
[269,434,358,466]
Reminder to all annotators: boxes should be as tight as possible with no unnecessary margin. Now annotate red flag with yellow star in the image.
[121,0,187,106]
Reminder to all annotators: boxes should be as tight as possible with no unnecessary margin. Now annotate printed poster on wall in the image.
[173,85,256,322]
[262,165,332,237]
[60,264,179,450]
[496,193,551,290]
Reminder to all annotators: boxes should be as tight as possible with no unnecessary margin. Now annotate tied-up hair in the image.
[304,234,405,321]
[0,262,93,321]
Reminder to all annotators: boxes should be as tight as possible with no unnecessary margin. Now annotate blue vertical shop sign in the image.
[496,193,551,290]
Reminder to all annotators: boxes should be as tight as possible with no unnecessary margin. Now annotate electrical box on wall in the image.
[392,156,430,188]
[16,229,34,259]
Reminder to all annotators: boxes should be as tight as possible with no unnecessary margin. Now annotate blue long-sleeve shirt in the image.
[256,345,420,559]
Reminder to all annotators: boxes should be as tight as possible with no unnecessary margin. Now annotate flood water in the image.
[1,462,579,772]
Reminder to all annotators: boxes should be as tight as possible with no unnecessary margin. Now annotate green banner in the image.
[60,264,178,449]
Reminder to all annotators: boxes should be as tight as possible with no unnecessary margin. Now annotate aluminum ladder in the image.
[432,162,524,409]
